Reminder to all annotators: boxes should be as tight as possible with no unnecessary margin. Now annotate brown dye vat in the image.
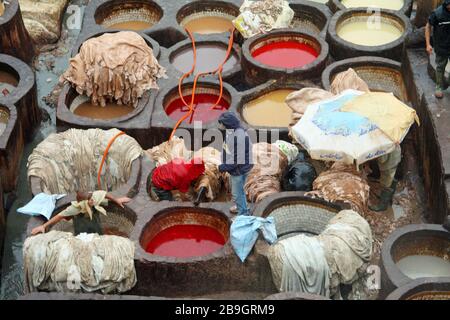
[0,106,9,136]
[243,89,294,128]
[0,70,18,96]
[71,96,134,120]
[171,44,238,74]
[182,15,234,34]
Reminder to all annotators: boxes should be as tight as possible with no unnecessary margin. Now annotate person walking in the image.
[425,0,450,99]
[218,112,253,216]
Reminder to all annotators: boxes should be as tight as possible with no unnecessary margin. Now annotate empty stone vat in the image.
[386,278,450,300]
[289,0,332,36]
[327,9,411,61]
[380,224,450,298]
[241,29,329,86]
[0,103,24,192]
[0,54,41,141]
[322,56,409,102]
[329,0,413,16]
[130,203,277,297]
[176,0,239,35]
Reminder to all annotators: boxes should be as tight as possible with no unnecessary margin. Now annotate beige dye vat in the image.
[106,21,153,31]
[397,255,450,279]
[0,70,18,96]
[243,90,294,127]
[182,16,234,34]
[337,20,402,46]
[341,0,404,10]
[73,101,134,120]
[0,107,9,136]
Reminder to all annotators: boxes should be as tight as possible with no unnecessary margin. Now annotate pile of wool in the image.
[60,31,166,107]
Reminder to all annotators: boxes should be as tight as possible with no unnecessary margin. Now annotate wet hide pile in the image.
[27,128,142,194]
[245,143,288,203]
[23,231,136,294]
[60,31,166,107]
[306,162,370,215]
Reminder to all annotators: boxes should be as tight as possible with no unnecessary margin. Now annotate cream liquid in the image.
[397,255,450,279]
[337,21,402,46]
[341,0,404,10]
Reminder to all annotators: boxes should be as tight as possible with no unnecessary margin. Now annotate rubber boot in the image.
[369,187,394,212]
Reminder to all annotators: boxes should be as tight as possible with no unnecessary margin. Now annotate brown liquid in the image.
[0,107,10,136]
[107,20,153,31]
[0,70,19,96]
[183,16,233,34]
[74,101,134,120]
[0,2,5,17]
[171,44,238,74]
[243,90,294,127]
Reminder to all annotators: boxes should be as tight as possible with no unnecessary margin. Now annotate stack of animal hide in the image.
[306,162,370,214]
[245,143,288,203]
[60,31,167,107]
[329,68,370,95]
[145,136,193,166]
[23,231,136,294]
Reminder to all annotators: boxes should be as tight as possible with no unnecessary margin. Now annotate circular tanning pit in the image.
[164,84,231,124]
[381,224,450,298]
[0,65,18,97]
[322,57,409,102]
[140,207,230,258]
[177,1,238,35]
[169,41,239,76]
[329,0,413,15]
[242,89,295,128]
[242,29,329,86]
[50,202,137,238]
[69,94,135,121]
[289,1,331,35]
[94,0,163,31]
[327,9,410,60]
[386,278,450,300]
[0,105,10,136]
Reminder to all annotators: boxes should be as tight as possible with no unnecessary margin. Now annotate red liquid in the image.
[145,224,226,258]
[165,93,230,123]
[252,41,318,69]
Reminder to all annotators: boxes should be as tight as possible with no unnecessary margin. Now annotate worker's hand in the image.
[115,197,132,208]
[31,225,46,236]
[426,44,433,56]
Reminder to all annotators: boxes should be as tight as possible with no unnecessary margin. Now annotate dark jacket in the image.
[218,112,253,176]
[429,0,450,56]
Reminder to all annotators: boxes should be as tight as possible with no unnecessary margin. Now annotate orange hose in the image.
[97,131,125,189]
[169,28,235,139]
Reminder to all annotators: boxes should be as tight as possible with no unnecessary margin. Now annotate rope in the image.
[97,131,125,189]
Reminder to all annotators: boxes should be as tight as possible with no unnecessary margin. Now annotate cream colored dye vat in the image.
[243,90,294,127]
[341,0,404,10]
[337,20,402,46]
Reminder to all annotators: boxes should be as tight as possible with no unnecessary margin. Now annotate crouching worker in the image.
[369,145,401,212]
[150,158,206,202]
[217,112,253,216]
[31,191,131,236]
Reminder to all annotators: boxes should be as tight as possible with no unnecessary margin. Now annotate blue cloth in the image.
[230,173,250,216]
[312,91,378,137]
[230,216,277,262]
[218,112,253,176]
[17,193,66,220]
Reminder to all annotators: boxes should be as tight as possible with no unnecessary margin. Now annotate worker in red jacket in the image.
[150,158,206,203]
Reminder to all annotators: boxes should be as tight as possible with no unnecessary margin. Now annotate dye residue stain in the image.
[74,101,134,120]
[337,21,402,46]
[183,16,234,34]
[341,0,404,10]
[165,93,230,123]
[146,224,226,258]
[396,255,450,279]
[252,41,318,69]
[243,89,294,127]
[171,45,238,74]
[107,21,153,31]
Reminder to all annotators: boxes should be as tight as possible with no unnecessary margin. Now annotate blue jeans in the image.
[230,174,250,216]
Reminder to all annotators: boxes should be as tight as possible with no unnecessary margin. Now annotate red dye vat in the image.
[252,40,318,69]
[146,224,226,257]
[165,93,230,123]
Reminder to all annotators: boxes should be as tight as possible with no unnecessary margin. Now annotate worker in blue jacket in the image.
[218,112,253,216]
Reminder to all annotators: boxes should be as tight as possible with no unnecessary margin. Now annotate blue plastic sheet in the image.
[230,216,277,262]
[17,193,66,220]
